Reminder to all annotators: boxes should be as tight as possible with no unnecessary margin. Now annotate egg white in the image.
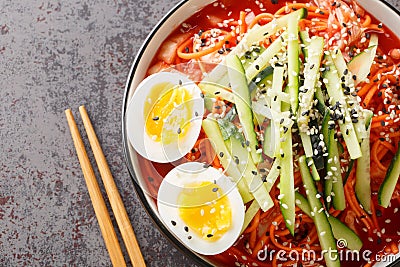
[157,162,245,255]
[126,72,204,163]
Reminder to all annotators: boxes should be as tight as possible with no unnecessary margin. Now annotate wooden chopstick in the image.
[65,109,126,267]
[78,105,146,267]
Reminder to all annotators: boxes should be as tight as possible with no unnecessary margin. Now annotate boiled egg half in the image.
[126,72,204,163]
[157,162,245,255]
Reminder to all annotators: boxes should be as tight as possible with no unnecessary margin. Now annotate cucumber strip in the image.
[307,157,321,181]
[265,158,281,191]
[323,53,362,159]
[315,86,327,114]
[322,112,346,211]
[252,101,272,119]
[227,54,262,164]
[347,34,378,85]
[241,200,260,234]
[299,155,340,267]
[241,45,265,69]
[328,216,363,251]
[300,132,314,158]
[331,48,367,143]
[263,119,275,158]
[378,143,400,208]
[246,33,286,82]
[295,192,363,251]
[269,66,285,112]
[279,116,295,235]
[200,83,235,103]
[250,66,274,90]
[355,110,373,213]
[227,134,274,212]
[299,30,310,58]
[297,36,324,129]
[264,67,285,158]
[287,14,300,114]
[202,117,253,203]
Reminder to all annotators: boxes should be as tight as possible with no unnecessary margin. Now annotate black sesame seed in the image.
[381,121,385,126]
[200,93,204,98]
[177,128,182,134]
[207,234,213,238]
[219,152,224,157]
[184,226,189,232]
[366,33,371,39]
[188,236,192,240]
[171,220,177,226]
[234,156,240,165]
[152,116,159,121]
[283,126,289,134]
[352,75,357,80]
[212,187,219,192]
[378,91,382,97]
[252,170,258,175]
[277,166,281,169]
[376,209,382,217]
[255,65,260,70]
[378,24,383,29]
[185,47,189,53]
[343,69,348,75]
[319,11,325,15]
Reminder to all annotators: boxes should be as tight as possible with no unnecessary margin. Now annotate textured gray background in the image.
[0,0,398,266]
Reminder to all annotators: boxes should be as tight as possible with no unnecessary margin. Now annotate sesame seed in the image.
[171,220,177,226]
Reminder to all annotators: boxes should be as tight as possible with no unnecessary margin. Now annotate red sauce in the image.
[137,0,400,266]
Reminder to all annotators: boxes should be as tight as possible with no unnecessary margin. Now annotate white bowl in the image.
[122,0,400,266]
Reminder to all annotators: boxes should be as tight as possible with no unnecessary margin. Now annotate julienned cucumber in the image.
[355,110,373,213]
[347,34,378,85]
[299,155,339,267]
[226,134,274,212]
[226,54,262,164]
[202,117,253,203]
[287,14,300,114]
[323,53,362,159]
[378,143,400,208]
[322,111,346,211]
[279,116,296,236]
[295,192,363,251]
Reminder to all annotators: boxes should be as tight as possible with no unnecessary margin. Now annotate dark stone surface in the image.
[0,0,398,266]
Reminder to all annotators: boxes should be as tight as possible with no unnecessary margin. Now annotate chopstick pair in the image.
[65,106,146,267]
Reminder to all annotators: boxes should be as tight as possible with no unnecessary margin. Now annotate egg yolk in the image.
[177,181,232,241]
[145,82,192,144]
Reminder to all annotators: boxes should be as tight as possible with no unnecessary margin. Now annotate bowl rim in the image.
[121,0,400,266]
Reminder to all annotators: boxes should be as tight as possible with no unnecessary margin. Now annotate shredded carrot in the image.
[362,15,371,27]
[239,11,247,35]
[177,30,233,60]
[249,13,275,29]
